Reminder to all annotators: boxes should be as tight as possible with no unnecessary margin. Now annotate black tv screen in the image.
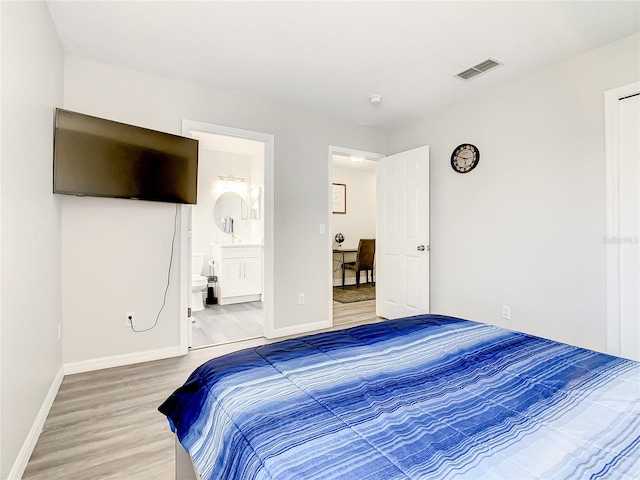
[53,108,198,204]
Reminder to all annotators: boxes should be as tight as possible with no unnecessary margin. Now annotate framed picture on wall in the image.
[332,183,346,214]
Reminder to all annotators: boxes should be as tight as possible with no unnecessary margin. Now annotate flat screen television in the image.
[53,108,198,204]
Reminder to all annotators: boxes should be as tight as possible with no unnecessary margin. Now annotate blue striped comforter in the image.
[159,315,640,479]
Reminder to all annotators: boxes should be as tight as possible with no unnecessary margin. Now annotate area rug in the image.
[333,284,376,303]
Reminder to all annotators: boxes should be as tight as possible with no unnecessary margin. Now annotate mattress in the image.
[159,314,640,479]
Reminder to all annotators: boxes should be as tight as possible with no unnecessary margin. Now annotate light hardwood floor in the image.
[22,300,381,480]
[191,301,264,348]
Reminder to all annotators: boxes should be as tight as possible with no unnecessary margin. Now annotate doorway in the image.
[180,121,274,350]
[329,146,384,327]
[327,144,431,328]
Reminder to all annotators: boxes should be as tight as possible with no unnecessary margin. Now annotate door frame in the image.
[328,145,385,324]
[604,81,640,357]
[179,120,275,353]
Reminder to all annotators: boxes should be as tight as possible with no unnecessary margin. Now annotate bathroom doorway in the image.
[181,121,274,349]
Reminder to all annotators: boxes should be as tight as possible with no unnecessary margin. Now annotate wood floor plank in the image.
[191,301,265,348]
[22,301,382,479]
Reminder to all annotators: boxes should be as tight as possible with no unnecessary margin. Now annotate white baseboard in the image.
[267,319,332,339]
[9,366,64,480]
[63,345,185,375]
[10,347,186,477]
[218,294,261,306]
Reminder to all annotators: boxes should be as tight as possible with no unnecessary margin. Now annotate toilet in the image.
[191,252,208,312]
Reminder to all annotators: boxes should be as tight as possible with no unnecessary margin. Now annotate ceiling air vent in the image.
[456,58,502,81]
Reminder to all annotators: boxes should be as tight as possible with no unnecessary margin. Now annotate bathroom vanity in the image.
[211,244,263,305]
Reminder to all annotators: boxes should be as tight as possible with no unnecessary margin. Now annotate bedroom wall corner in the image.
[0,1,65,477]
[387,32,640,353]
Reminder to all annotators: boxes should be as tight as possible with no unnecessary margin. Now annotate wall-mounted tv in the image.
[53,108,198,204]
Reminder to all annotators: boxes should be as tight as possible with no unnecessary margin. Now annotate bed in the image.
[159,314,640,479]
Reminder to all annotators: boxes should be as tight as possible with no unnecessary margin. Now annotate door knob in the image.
[417,245,425,251]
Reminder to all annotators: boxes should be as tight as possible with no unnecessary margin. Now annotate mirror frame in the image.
[250,186,262,220]
[214,191,248,234]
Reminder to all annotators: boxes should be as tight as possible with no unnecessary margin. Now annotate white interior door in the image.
[618,94,639,361]
[606,84,640,362]
[376,145,430,319]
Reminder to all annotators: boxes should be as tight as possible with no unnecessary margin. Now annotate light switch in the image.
[319,224,326,234]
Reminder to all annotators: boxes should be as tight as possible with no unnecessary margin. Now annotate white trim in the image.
[63,346,183,375]
[329,146,386,162]
[218,294,262,306]
[179,204,190,354]
[0,7,3,475]
[181,120,275,340]
[8,366,64,480]
[328,146,385,326]
[269,319,333,339]
[605,81,640,356]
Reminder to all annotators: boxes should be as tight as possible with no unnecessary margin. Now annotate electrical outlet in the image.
[298,293,305,305]
[125,312,135,327]
[502,305,511,320]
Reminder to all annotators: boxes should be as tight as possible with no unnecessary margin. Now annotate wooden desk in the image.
[332,248,357,288]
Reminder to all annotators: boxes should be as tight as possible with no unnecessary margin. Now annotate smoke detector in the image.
[369,95,383,106]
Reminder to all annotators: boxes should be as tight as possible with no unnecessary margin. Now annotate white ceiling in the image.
[333,154,378,172]
[46,1,639,129]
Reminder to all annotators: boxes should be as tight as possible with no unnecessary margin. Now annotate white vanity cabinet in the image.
[211,244,263,305]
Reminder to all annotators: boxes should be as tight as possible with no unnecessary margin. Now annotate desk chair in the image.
[343,239,375,289]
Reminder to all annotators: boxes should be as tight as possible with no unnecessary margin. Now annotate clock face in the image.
[451,144,480,173]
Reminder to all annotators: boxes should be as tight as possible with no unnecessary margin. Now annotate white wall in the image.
[389,33,640,353]
[61,56,387,364]
[332,165,377,285]
[0,2,64,477]
[61,196,183,365]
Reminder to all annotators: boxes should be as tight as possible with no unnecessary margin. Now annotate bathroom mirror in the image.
[214,192,248,234]
[250,187,261,220]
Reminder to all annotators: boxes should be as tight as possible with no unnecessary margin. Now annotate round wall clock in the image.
[451,144,480,173]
